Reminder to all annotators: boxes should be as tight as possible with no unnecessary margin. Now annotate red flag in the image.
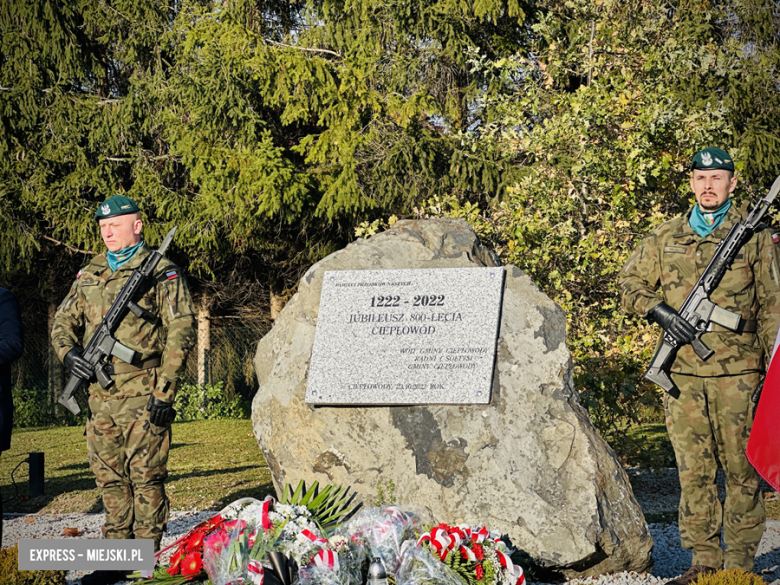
[746,341,780,492]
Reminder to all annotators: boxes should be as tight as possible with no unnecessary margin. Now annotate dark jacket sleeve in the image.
[0,287,24,367]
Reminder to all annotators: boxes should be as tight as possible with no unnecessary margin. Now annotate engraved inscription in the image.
[306,267,505,405]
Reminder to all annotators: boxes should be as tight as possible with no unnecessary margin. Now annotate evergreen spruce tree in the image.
[0,0,527,288]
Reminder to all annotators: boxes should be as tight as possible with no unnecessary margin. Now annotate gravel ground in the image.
[2,468,779,585]
[3,510,214,583]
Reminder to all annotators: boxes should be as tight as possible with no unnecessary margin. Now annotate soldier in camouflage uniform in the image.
[619,148,780,583]
[52,195,196,558]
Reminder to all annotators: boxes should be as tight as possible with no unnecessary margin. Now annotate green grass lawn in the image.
[621,422,677,469]
[0,419,274,514]
[3,419,777,523]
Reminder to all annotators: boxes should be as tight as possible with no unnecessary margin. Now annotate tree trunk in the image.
[270,277,285,320]
[197,298,211,386]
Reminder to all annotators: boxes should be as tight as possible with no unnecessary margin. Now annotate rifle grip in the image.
[95,365,115,390]
[691,336,714,361]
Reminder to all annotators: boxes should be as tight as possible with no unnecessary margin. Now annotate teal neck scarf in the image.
[689,200,731,237]
[107,241,144,271]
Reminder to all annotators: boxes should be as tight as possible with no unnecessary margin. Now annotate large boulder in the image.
[251,219,653,578]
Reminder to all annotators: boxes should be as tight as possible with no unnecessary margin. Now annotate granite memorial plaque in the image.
[306,267,504,405]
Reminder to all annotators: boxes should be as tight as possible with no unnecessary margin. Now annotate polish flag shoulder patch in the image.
[772,232,779,244]
[77,269,83,279]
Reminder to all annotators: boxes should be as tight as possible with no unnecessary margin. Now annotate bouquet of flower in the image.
[135,485,529,585]
[163,514,227,582]
[202,519,254,585]
[336,506,423,574]
[414,523,525,585]
[297,533,367,585]
[395,540,466,585]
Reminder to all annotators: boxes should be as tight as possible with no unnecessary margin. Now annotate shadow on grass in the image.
[2,465,272,514]
[168,465,258,482]
[58,462,91,471]
[1,470,97,514]
[170,442,198,450]
[203,479,278,510]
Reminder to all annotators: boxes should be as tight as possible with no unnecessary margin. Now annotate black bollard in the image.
[29,452,44,497]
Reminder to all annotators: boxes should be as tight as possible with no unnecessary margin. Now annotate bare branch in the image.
[266,39,341,58]
[43,235,97,255]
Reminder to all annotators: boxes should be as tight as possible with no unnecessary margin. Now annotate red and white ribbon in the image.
[432,527,454,550]
[312,549,340,572]
[473,526,489,543]
[261,500,274,531]
[459,545,477,562]
[301,529,327,544]
[497,551,525,585]
[417,532,445,560]
[247,560,265,585]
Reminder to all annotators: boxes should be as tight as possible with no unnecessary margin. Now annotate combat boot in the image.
[664,565,718,585]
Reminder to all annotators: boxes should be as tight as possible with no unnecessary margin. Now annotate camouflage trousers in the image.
[665,373,765,571]
[86,394,171,550]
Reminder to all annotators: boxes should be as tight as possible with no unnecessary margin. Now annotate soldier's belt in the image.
[104,356,161,375]
[707,319,757,334]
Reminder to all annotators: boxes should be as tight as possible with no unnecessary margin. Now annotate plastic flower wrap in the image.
[395,540,467,585]
[336,506,422,574]
[297,534,368,585]
[203,518,254,585]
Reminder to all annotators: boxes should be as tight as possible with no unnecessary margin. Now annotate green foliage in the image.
[0,546,67,585]
[622,423,676,469]
[12,388,55,428]
[439,546,478,585]
[423,0,780,446]
[12,382,246,428]
[11,387,86,428]
[279,480,359,531]
[5,0,780,447]
[695,569,767,585]
[0,0,525,292]
[174,382,250,421]
[373,478,397,506]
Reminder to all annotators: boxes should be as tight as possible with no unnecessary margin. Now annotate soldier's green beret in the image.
[94,195,140,221]
[691,147,735,172]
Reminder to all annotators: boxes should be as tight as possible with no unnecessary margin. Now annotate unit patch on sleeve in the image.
[156,268,180,282]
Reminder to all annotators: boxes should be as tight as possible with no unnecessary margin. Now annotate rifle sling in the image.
[104,356,161,375]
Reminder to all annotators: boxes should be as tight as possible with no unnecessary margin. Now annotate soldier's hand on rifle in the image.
[63,347,95,381]
[646,302,698,345]
[147,396,176,426]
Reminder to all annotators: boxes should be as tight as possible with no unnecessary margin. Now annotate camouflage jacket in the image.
[52,243,196,401]
[619,204,780,377]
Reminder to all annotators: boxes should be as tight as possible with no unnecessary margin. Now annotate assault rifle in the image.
[644,176,780,398]
[58,227,177,415]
